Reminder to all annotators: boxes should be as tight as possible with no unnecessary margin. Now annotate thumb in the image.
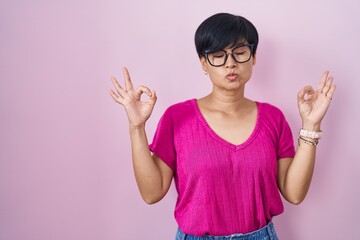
[149,90,157,106]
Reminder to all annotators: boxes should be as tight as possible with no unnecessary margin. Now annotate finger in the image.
[136,85,152,97]
[108,89,124,104]
[123,67,134,91]
[317,70,329,93]
[298,86,314,102]
[326,84,336,100]
[322,76,333,96]
[111,76,126,97]
[135,86,157,106]
[297,88,306,102]
[149,90,157,106]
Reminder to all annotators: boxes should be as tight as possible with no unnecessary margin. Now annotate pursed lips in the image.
[226,72,238,80]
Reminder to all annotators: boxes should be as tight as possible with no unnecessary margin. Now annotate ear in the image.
[199,56,208,74]
[252,53,256,65]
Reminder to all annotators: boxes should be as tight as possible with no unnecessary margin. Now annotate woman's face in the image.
[200,43,256,92]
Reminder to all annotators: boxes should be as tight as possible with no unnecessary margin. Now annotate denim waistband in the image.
[175,222,278,240]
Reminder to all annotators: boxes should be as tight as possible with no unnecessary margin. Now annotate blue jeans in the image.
[175,222,279,240]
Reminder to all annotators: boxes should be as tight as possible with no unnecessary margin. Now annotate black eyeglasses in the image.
[204,44,254,67]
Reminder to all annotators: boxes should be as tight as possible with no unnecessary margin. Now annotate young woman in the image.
[109,13,336,240]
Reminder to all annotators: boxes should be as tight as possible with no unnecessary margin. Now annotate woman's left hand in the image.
[297,71,336,130]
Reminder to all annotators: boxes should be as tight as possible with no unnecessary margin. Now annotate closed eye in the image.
[213,54,225,58]
[235,51,246,56]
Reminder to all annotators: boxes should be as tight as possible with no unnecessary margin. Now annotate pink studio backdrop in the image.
[0,0,359,239]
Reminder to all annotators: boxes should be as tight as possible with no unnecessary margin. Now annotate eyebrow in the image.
[221,43,252,52]
[204,42,252,54]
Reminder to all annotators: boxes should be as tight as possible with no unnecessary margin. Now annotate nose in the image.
[225,52,237,68]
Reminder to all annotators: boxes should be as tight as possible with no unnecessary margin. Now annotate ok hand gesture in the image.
[109,67,157,128]
[297,71,336,130]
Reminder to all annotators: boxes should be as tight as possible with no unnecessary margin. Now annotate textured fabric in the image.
[149,99,295,236]
[176,222,278,240]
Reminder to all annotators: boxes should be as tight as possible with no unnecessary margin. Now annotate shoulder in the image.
[258,101,287,120]
[163,99,196,117]
[158,99,197,131]
[258,101,290,131]
[258,102,284,115]
[257,102,293,142]
[157,99,196,126]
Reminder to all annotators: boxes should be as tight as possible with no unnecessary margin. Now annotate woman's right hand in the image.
[109,67,157,128]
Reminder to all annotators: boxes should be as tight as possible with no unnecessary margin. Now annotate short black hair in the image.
[195,13,259,57]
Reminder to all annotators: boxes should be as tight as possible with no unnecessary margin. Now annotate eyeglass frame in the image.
[203,43,255,67]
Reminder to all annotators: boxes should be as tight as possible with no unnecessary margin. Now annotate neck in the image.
[206,86,250,112]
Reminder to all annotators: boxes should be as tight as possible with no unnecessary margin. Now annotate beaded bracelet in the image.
[298,136,319,146]
[299,129,322,139]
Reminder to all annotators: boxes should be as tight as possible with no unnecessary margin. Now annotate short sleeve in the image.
[277,111,295,159]
[149,108,176,171]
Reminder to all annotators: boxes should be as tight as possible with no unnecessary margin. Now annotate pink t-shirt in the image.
[149,99,295,236]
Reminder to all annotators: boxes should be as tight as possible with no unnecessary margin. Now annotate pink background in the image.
[1,0,359,239]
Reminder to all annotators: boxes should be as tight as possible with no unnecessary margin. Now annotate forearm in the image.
[283,140,316,204]
[282,123,319,204]
[129,126,163,203]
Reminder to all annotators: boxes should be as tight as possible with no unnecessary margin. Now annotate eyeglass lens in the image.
[207,45,252,66]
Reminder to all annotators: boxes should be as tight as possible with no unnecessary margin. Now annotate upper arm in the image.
[152,153,174,198]
[277,157,293,197]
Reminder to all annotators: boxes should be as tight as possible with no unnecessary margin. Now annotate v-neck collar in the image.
[191,98,262,151]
